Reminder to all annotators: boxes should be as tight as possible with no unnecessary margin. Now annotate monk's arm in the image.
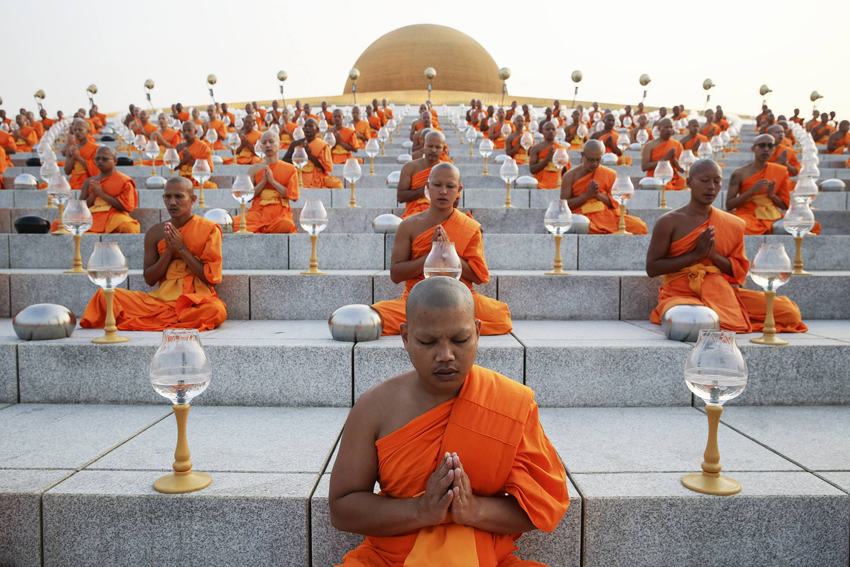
[725,172,763,210]
[143,228,171,286]
[460,492,536,534]
[178,244,214,287]
[640,143,656,172]
[92,184,126,212]
[80,179,96,207]
[395,164,424,203]
[646,217,705,277]
[335,135,355,153]
[247,165,266,196]
[488,126,500,141]
[527,147,547,174]
[708,249,734,278]
[827,133,841,153]
[504,137,520,158]
[236,134,254,154]
[389,223,425,283]
[560,172,581,206]
[409,123,418,141]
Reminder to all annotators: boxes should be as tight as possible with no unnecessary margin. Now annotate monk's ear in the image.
[400,323,409,349]
[190,192,197,204]
[475,319,481,338]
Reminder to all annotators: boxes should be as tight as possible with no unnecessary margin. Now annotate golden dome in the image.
[343,25,503,95]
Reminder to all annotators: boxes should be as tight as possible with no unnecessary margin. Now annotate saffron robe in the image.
[206,119,228,150]
[700,123,720,139]
[14,126,38,153]
[828,132,849,154]
[731,163,820,235]
[0,146,6,189]
[331,127,362,164]
[812,124,834,145]
[232,161,299,234]
[373,209,513,336]
[645,139,685,191]
[352,120,371,147]
[508,135,529,165]
[234,129,263,165]
[142,129,182,165]
[51,171,139,234]
[337,365,570,567]
[649,207,807,333]
[400,166,434,219]
[80,215,227,332]
[571,166,647,234]
[69,141,100,190]
[280,122,296,149]
[300,138,343,188]
[768,145,800,172]
[595,131,631,165]
[683,134,709,155]
[179,140,218,189]
[490,121,514,150]
[533,143,569,189]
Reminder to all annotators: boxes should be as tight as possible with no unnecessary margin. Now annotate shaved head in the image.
[767,125,784,136]
[690,159,722,177]
[429,161,459,182]
[96,146,117,159]
[424,130,446,145]
[656,118,673,128]
[406,276,475,324]
[166,176,193,195]
[754,133,774,145]
[583,139,604,154]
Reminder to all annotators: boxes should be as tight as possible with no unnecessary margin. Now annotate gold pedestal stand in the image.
[92,288,130,344]
[369,157,375,175]
[482,157,489,176]
[301,234,326,275]
[237,202,250,234]
[197,185,207,208]
[64,234,87,274]
[545,235,569,275]
[791,236,811,276]
[154,404,212,494]
[51,203,70,235]
[348,182,360,208]
[659,185,670,210]
[682,405,741,495]
[750,290,788,345]
[503,182,515,209]
[614,205,631,235]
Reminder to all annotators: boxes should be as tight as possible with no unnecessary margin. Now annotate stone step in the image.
[4,319,850,408]
[1,403,847,566]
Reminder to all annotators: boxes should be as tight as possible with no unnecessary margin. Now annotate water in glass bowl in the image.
[151,373,210,405]
[685,367,747,406]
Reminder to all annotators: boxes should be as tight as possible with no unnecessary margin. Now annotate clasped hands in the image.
[417,452,478,527]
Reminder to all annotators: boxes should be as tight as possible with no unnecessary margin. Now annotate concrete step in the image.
[1,403,847,566]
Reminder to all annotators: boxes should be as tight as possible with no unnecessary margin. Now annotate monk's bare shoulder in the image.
[400,159,427,178]
[353,370,418,438]
[561,165,583,184]
[145,221,167,247]
[246,163,265,177]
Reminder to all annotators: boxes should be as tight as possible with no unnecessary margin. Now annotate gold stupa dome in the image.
[343,24,502,94]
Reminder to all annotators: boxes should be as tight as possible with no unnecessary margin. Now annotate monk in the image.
[619,105,634,128]
[51,147,139,233]
[641,118,685,191]
[220,103,236,131]
[283,118,342,188]
[231,114,263,165]
[279,108,296,149]
[827,121,850,154]
[487,108,513,150]
[0,127,17,173]
[203,105,228,150]
[629,114,653,145]
[365,106,382,139]
[146,113,183,166]
[232,131,299,234]
[505,101,518,121]
[351,106,371,147]
[398,131,447,219]
[135,111,157,140]
[560,140,647,234]
[191,108,203,125]
[381,99,394,121]
[790,109,803,125]
[647,159,807,333]
[176,122,218,189]
[374,163,513,336]
[81,177,227,332]
[371,99,386,125]
[330,109,361,164]
[565,110,585,151]
[767,125,799,177]
[714,110,730,133]
[529,122,569,189]
[505,115,529,164]
[300,103,318,122]
[332,276,568,566]
[590,113,630,165]
[12,115,38,152]
[26,112,44,140]
[63,119,100,189]
[757,113,776,135]
[727,134,820,235]
[754,105,769,130]
[700,110,721,139]
[175,103,190,122]
[804,110,820,132]
[320,101,334,124]
[681,120,709,157]
[92,105,107,129]
[0,110,10,128]
[87,108,103,134]
[39,109,56,130]
[811,113,834,145]
[409,107,436,139]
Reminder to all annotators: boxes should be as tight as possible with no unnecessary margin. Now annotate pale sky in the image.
[5,0,848,121]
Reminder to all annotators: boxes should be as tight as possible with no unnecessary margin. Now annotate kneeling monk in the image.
[232,131,299,233]
[283,118,343,188]
[51,147,139,233]
[331,276,569,566]
[529,121,569,189]
[176,122,218,189]
[374,163,512,336]
[647,160,806,333]
[397,131,447,219]
[560,140,647,234]
[80,177,227,332]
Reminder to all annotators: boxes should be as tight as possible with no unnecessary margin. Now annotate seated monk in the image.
[727,134,820,235]
[253,101,266,127]
[767,125,799,177]
[410,110,440,141]
[641,118,685,191]
[203,105,228,150]
[505,100,518,121]
[826,120,849,154]
[51,147,139,233]
[371,99,387,126]
[282,118,343,188]
[811,113,834,145]
[300,102,318,122]
[229,114,263,165]
[12,115,38,153]
[757,112,776,135]
[629,114,653,145]
[144,113,183,166]
[278,108,296,149]
[366,106,382,139]
[39,109,56,131]
[789,108,803,125]
[350,106,371,148]
[0,128,16,188]
[700,110,721,139]
[233,131,299,234]
[505,115,530,164]
[681,120,709,157]
[220,103,236,132]
[647,159,807,333]
[175,103,190,123]
[63,119,100,189]
[487,107,513,150]
[565,110,586,151]
[529,121,570,189]
[373,163,512,336]
[560,140,647,234]
[176,122,218,189]
[330,109,361,164]
[81,177,227,331]
[318,101,333,124]
[398,131,447,219]
[191,108,203,125]
[590,113,631,165]
[331,276,569,567]
[135,111,156,139]
[27,112,44,141]
[804,110,820,132]
[381,98,394,121]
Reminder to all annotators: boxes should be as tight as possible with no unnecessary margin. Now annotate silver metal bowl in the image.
[14,173,38,190]
[601,153,618,165]
[495,154,508,163]
[386,171,401,189]
[372,214,403,234]
[770,219,786,235]
[661,305,720,342]
[146,176,167,189]
[515,175,538,189]
[629,143,642,151]
[203,208,233,233]
[820,179,845,192]
[639,177,664,190]
[211,155,224,164]
[397,154,412,163]
[402,141,413,150]
[328,304,383,342]
[13,303,76,340]
[566,214,591,234]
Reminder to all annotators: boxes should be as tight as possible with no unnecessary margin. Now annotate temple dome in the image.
[343,25,503,95]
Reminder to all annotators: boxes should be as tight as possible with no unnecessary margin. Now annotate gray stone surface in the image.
[43,470,316,567]
[9,234,100,269]
[765,234,850,271]
[0,404,170,468]
[310,474,368,567]
[0,469,72,567]
[102,233,145,268]
[0,234,9,269]
[222,233,289,270]
[620,273,664,320]
[291,187,332,209]
[0,335,19,403]
[576,471,849,567]
[372,270,497,304]
[290,233,385,270]
[484,233,577,271]
[463,187,531,208]
[250,271,375,319]
[743,272,850,319]
[127,272,251,321]
[329,188,397,208]
[466,208,546,233]
[9,270,120,318]
[295,207,395,234]
[578,235,649,270]
[496,272,621,320]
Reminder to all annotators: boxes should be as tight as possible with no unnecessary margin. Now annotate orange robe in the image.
[331,127,362,164]
[140,122,157,138]
[508,135,528,165]
[223,112,236,131]
[595,131,631,165]
[177,112,190,122]
[179,140,218,189]
[564,124,585,151]
[235,130,263,165]
[31,121,44,141]
[700,123,720,139]
[401,166,434,219]
[14,126,38,153]
[40,118,56,130]
[683,134,709,155]
[0,132,14,167]
[373,209,512,336]
[828,132,849,154]
[280,122,296,150]
[206,119,228,150]
[382,107,394,120]
[320,110,334,123]
[533,143,569,190]
[51,171,139,233]
[768,145,800,172]
[338,365,569,567]
[367,115,382,138]
[0,146,6,189]
[649,207,807,333]
[80,215,227,331]
[812,124,834,145]
[142,129,183,165]
[731,163,820,235]
[232,161,300,234]
[489,121,514,150]
[645,139,685,191]
[716,119,729,132]
[300,138,343,188]
[571,167,647,234]
[69,141,100,190]
[352,120,370,148]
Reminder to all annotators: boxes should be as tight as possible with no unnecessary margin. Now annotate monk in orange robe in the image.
[62,119,100,190]
[591,113,631,165]
[144,113,183,166]
[39,109,56,131]
[175,103,190,123]
[220,103,236,132]
[0,129,16,181]
[277,108,296,149]
[681,120,709,157]
[330,109,362,164]
[81,177,226,332]
[529,121,570,190]
[300,103,319,122]
[647,159,807,333]
[366,106,382,139]
[203,105,227,150]
[398,131,448,219]
[11,115,38,152]
[827,120,849,154]
[642,118,685,191]
[381,99,394,121]
[727,134,820,235]
[233,131,299,234]
[561,140,647,234]
[332,276,568,567]
[26,112,44,140]
[767,125,799,177]
[487,108,514,150]
[176,122,218,189]
[350,106,370,148]
[374,163,512,337]
[283,118,343,188]
[410,110,441,140]
[51,147,139,233]
[811,113,834,145]
[564,111,586,151]
[505,116,530,165]
[229,114,263,165]
[317,101,333,124]
[0,146,8,189]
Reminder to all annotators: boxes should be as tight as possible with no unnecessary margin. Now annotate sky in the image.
[4,0,848,121]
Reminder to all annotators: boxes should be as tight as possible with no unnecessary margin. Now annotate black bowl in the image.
[26,158,42,167]
[14,215,51,234]
[116,156,134,166]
